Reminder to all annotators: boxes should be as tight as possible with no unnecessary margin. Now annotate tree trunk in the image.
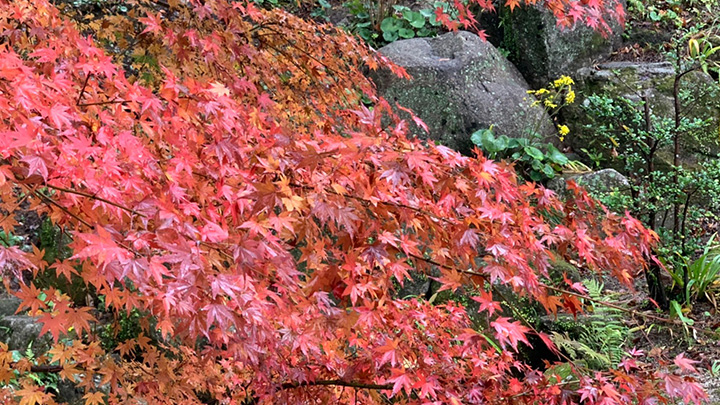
[642,94,667,309]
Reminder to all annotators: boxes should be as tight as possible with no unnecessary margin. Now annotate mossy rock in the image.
[372,31,557,155]
[547,254,582,284]
[500,3,624,89]
[548,169,632,205]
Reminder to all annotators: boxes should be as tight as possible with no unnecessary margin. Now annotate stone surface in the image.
[575,168,632,194]
[0,294,50,354]
[373,31,557,155]
[575,62,710,118]
[395,272,433,300]
[501,4,624,88]
[548,168,630,196]
[0,314,49,353]
[0,295,21,317]
[0,293,84,403]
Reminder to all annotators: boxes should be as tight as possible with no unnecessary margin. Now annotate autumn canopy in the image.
[0,0,705,403]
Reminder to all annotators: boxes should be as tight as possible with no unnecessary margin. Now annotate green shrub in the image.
[99,306,144,353]
[34,218,90,307]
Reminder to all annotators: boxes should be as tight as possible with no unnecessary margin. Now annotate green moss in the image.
[547,254,581,284]
[34,218,90,306]
[383,83,463,147]
[653,76,675,94]
[38,217,71,264]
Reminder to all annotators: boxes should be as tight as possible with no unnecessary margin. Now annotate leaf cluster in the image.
[344,2,447,46]
[471,127,570,183]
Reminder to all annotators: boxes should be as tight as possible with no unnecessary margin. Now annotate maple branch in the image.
[402,251,592,369]
[280,379,392,391]
[199,241,234,261]
[29,364,63,373]
[259,28,341,80]
[45,184,146,217]
[463,273,583,368]
[406,253,469,278]
[29,188,144,257]
[77,99,129,107]
[76,73,93,106]
[509,380,578,399]
[292,184,456,225]
[262,43,325,88]
[543,283,720,337]
[29,188,94,230]
[430,262,719,337]
[541,283,683,327]
[0,191,31,229]
[7,362,64,373]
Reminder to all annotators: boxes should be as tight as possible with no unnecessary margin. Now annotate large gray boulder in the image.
[373,31,557,155]
[501,4,624,88]
[0,295,21,317]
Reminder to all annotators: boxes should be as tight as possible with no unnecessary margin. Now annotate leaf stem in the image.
[45,184,146,217]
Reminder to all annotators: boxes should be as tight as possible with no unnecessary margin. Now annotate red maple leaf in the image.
[491,317,530,350]
[471,288,502,316]
[674,353,699,373]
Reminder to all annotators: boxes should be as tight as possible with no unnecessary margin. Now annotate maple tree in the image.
[0,0,707,403]
[442,0,625,35]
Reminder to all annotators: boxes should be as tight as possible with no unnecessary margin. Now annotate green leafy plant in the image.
[580,148,605,168]
[0,230,22,248]
[581,83,720,307]
[310,0,332,20]
[580,279,630,366]
[378,5,441,42]
[670,300,696,338]
[627,0,720,29]
[344,1,446,45]
[7,343,61,394]
[470,126,571,183]
[99,307,144,353]
[671,233,720,304]
[625,0,684,28]
[711,359,720,376]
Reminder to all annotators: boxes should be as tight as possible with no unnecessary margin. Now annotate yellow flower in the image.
[535,88,549,95]
[558,124,570,136]
[565,90,576,104]
[553,75,575,88]
[544,99,558,109]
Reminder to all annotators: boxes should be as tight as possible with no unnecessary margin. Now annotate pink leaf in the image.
[201,222,228,243]
[674,353,699,373]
